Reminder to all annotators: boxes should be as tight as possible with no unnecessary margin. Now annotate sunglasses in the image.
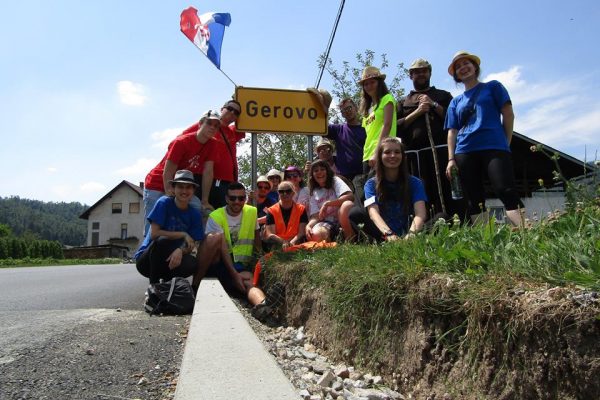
[257,185,270,190]
[227,195,246,202]
[225,106,240,116]
[278,189,293,195]
[285,173,300,178]
[340,105,353,113]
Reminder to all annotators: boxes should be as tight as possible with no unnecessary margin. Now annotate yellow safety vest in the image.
[210,205,257,264]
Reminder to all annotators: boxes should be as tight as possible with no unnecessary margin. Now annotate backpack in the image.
[144,277,196,315]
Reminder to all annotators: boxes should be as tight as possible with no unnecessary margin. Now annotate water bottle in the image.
[450,166,463,200]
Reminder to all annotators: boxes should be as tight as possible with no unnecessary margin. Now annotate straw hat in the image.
[409,58,431,71]
[315,138,335,152]
[448,51,481,76]
[358,66,386,84]
[256,175,271,189]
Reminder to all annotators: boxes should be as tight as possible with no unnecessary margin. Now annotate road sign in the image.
[235,87,327,135]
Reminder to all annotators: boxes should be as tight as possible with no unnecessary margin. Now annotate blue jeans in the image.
[143,188,202,236]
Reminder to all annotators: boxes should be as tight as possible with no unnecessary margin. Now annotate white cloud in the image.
[150,127,184,149]
[47,167,58,173]
[483,66,572,106]
[80,182,107,193]
[117,80,147,106]
[115,158,157,177]
[480,67,600,156]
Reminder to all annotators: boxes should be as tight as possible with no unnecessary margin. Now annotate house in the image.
[79,181,144,257]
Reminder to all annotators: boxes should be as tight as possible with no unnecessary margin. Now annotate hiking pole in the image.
[425,112,447,215]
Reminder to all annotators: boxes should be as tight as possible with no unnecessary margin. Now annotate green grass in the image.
[0,257,125,267]
[264,201,600,369]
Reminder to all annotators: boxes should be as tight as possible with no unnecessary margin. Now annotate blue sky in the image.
[1,1,598,205]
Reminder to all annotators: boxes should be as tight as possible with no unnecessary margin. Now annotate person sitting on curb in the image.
[194,182,260,294]
[305,160,355,242]
[266,168,283,203]
[134,170,204,284]
[263,180,308,250]
[247,175,275,225]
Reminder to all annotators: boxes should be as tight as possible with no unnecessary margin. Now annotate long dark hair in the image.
[375,137,411,215]
[308,159,335,195]
[359,78,390,116]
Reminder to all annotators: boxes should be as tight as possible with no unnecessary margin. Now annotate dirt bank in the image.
[273,266,600,400]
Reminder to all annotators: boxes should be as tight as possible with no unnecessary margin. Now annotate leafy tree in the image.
[237,50,408,185]
[0,223,12,238]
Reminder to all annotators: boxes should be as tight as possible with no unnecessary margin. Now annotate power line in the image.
[314,0,345,89]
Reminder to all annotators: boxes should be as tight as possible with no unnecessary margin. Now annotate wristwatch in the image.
[431,101,438,109]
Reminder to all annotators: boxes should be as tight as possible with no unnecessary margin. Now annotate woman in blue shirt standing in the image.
[444,51,525,226]
[349,137,427,242]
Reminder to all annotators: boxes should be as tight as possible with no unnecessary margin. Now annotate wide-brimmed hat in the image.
[266,169,283,180]
[315,138,335,152]
[448,51,481,76]
[409,58,432,71]
[169,170,199,187]
[256,175,271,189]
[358,66,386,84]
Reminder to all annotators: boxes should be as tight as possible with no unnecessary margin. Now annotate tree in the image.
[237,50,408,186]
[0,223,12,238]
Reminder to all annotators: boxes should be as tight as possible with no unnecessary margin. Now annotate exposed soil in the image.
[277,272,600,400]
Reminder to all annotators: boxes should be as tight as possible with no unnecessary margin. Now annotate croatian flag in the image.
[180,7,231,69]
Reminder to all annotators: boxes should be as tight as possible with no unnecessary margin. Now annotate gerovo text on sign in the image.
[235,87,327,135]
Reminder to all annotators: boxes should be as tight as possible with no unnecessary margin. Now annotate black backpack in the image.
[144,277,196,315]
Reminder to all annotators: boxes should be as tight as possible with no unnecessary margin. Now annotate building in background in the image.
[79,181,144,258]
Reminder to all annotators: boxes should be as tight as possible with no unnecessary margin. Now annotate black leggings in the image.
[136,238,198,283]
[455,150,524,216]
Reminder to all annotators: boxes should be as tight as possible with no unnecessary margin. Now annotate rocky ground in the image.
[0,309,188,400]
[236,300,431,400]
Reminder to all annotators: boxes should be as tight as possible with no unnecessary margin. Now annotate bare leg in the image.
[339,200,355,240]
[193,233,223,287]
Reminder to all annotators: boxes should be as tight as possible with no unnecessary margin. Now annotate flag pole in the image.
[218,68,237,87]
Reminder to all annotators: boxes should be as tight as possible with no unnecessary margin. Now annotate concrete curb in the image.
[174,278,299,399]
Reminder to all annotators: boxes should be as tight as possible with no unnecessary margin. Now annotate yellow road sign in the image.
[235,87,327,135]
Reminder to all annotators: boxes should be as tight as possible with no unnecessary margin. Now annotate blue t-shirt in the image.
[134,196,204,259]
[364,175,427,235]
[444,80,511,154]
[327,123,366,177]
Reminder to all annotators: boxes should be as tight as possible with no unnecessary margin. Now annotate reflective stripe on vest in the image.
[267,202,305,241]
[209,205,257,263]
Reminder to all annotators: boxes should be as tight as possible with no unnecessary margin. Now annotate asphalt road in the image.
[0,263,146,311]
[0,264,186,399]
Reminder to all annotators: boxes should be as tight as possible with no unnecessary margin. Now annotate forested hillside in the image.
[0,196,88,245]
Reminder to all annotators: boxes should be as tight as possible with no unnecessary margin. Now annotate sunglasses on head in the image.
[225,106,240,116]
[278,189,293,195]
[227,195,246,202]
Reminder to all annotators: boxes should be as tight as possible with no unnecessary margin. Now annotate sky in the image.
[1,0,599,206]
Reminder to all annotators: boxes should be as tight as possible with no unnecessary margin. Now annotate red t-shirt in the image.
[212,123,246,181]
[144,131,217,191]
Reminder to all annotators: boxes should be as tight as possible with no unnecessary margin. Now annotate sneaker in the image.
[251,300,273,322]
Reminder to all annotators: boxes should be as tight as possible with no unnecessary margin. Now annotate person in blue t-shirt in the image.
[349,137,428,242]
[134,170,204,283]
[444,51,525,226]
